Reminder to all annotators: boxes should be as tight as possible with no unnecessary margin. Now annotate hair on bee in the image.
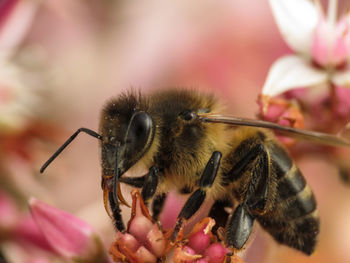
[41,88,350,255]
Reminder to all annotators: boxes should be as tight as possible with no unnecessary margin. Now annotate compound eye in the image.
[125,112,154,157]
[179,110,197,121]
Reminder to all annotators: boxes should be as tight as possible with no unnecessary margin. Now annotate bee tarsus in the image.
[227,204,255,249]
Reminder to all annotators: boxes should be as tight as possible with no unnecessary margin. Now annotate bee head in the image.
[99,93,155,177]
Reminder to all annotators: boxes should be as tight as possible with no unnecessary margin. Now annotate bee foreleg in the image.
[118,167,160,204]
[141,166,159,203]
[119,175,146,187]
[171,151,222,242]
[108,190,125,231]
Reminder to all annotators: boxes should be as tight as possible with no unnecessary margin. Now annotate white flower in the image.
[0,57,40,133]
[263,0,350,97]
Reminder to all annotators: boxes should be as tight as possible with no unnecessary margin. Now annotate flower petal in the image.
[203,243,228,263]
[13,216,54,253]
[312,17,350,67]
[29,198,98,259]
[0,190,19,229]
[173,246,202,263]
[0,0,39,55]
[269,0,319,54]
[262,55,328,96]
[134,246,157,263]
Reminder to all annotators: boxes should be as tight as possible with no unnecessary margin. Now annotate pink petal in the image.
[333,86,350,117]
[188,227,211,254]
[332,18,350,66]
[26,259,51,263]
[258,97,287,122]
[116,232,140,253]
[0,0,39,54]
[26,257,51,263]
[203,243,228,263]
[145,224,166,257]
[12,216,54,252]
[0,190,19,229]
[188,219,215,253]
[174,246,202,263]
[0,0,18,30]
[29,197,97,259]
[134,246,157,263]
[128,213,154,244]
[311,17,332,67]
[311,17,350,67]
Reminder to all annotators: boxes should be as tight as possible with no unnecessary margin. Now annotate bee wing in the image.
[199,114,350,147]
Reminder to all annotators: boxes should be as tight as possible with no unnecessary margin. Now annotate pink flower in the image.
[109,190,245,263]
[258,0,350,147]
[0,191,54,254]
[312,16,350,68]
[29,197,110,262]
[109,190,168,263]
[257,95,305,146]
[262,0,350,97]
[12,216,54,252]
[173,217,241,263]
[258,95,304,128]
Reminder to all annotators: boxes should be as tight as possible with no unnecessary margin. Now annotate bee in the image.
[40,89,350,255]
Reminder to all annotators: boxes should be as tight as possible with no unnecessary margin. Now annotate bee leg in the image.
[119,167,160,205]
[119,175,146,188]
[244,146,269,214]
[116,166,161,224]
[226,204,254,249]
[226,143,270,249]
[141,166,159,203]
[152,193,167,221]
[118,166,159,195]
[171,151,222,241]
[108,190,125,231]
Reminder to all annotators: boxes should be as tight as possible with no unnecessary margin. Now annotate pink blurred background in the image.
[1,0,350,262]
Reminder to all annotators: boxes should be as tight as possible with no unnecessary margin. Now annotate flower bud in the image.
[29,198,109,262]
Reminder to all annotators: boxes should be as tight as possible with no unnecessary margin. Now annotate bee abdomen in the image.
[259,211,319,255]
[277,165,317,219]
[269,142,317,219]
[259,142,320,254]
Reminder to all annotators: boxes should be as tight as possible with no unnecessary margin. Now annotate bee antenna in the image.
[40,128,102,173]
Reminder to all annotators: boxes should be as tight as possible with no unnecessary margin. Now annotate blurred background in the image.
[1,0,350,262]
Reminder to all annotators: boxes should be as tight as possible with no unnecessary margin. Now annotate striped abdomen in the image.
[258,142,320,255]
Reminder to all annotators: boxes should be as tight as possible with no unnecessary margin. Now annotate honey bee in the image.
[40,89,350,255]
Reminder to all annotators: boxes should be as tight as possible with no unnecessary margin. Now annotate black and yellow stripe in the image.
[258,142,319,255]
